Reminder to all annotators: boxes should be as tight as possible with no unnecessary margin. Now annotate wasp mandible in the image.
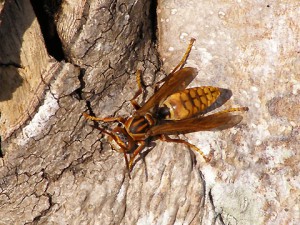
[83,38,248,177]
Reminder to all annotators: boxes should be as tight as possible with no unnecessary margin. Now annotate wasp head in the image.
[108,125,136,153]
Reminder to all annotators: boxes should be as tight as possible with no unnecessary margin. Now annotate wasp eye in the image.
[117,123,122,127]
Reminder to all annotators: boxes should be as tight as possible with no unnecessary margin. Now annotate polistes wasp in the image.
[83,38,248,177]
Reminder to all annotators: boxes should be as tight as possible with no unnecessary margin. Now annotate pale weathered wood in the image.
[158,1,300,224]
[1,0,201,224]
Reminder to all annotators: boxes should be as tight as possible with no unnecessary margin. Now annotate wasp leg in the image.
[130,70,143,110]
[128,141,146,170]
[153,76,168,92]
[122,151,131,179]
[159,134,211,162]
[88,124,132,178]
[153,38,196,92]
[215,107,249,115]
[171,38,196,74]
[83,112,126,124]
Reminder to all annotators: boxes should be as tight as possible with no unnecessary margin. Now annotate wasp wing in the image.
[135,67,197,116]
[147,113,243,136]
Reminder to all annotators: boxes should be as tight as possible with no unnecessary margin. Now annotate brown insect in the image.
[83,38,248,176]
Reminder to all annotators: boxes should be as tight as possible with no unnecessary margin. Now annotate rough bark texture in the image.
[0,0,299,225]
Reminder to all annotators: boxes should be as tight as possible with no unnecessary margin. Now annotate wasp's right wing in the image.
[135,67,198,116]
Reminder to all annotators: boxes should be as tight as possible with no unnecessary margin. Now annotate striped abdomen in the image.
[158,87,220,120]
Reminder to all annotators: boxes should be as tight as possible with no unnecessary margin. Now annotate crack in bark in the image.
[29,193,53,225]
[0,62,24,68]
[208,189,227,225]
[30,0,65,61]
[149,0,158,42]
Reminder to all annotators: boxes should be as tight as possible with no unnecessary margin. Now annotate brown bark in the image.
[1,0,207,224]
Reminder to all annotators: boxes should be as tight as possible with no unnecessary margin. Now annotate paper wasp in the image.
[83,38,248,176]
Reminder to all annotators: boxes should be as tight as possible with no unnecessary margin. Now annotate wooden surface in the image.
[0,0,299,224]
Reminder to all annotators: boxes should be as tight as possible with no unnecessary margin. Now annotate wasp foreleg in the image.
[83,112,126,124]
[130,70,143,110]
[128,141,146,170]
[122,151,131,179]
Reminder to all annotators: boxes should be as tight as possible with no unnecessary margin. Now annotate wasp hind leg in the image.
[160,134,211,162]
[171,38,196,74]
[154,38,196,91]
[215,107,249,115]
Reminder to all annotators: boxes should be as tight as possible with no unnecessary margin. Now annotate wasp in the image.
[83,38,248,177]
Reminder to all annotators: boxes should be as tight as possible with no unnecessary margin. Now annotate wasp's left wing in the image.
[147,112,244,136]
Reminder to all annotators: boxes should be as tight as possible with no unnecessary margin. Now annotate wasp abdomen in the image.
[159,87,220,120]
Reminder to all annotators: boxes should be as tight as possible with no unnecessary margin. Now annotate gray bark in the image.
[2,0,298,224]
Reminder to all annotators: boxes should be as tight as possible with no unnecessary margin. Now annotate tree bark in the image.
[1,0,299,224]
[0,0,184,224]
[1,0,206,224]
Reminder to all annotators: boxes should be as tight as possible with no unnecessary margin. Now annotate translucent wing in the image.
[147,112,243,136]
[135,67,197,116]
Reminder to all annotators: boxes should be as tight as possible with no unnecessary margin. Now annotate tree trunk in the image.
[1,0,174,224]
[1,0,299,224]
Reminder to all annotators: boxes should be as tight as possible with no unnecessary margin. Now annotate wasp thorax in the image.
[157,105,171,120]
